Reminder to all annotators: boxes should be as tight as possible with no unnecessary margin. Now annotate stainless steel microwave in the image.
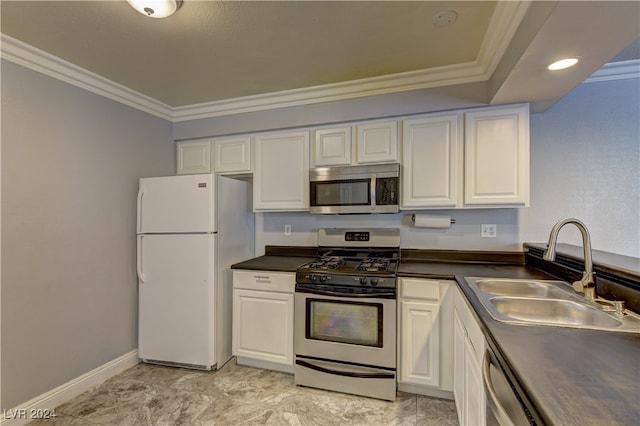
[309,163,400,214]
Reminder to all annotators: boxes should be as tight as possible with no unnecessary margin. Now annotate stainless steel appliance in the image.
[483,344,534,425]
[294,228,400,401]
[309,163,399,214]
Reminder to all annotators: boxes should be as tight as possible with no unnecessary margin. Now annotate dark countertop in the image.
[231,245,317,272]
[232,254,315,272]
[455,274,640,426]
[231,245,640,425]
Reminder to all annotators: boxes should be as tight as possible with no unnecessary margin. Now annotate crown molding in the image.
[172,61,486,122]
[0,34,174,121]
[4,2,628,125]
[584,59,640,83]
[477,0,532,77]
[0,1,525,123]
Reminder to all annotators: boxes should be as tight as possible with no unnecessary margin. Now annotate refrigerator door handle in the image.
[137,235,146,283]
[136,186,145,233]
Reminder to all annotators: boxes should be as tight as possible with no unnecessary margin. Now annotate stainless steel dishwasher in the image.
[483,344,535,425]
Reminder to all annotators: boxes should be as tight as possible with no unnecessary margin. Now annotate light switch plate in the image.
[284,224,292,236]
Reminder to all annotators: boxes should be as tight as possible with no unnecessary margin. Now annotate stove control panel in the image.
[297,273,395,288]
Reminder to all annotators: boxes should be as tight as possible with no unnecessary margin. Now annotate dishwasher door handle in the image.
[483,349,519,426]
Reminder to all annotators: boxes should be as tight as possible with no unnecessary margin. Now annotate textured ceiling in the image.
[1,1,639,113]
[0,1,496,107]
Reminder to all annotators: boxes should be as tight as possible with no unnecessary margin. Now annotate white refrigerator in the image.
[136,173,254,370]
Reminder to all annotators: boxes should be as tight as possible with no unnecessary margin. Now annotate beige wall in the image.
[1,60,175,409]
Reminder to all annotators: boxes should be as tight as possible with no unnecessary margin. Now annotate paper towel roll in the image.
[412,214,453,229]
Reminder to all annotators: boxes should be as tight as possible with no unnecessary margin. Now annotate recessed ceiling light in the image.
[433,10,458,27]
[548,57,582,71]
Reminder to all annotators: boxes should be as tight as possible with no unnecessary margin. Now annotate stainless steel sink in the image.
[490,297,623,328]
[474,278,572,299]
[465,277,640,333]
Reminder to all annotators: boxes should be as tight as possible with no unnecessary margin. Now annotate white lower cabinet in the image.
[232,270,295,373]
[398,278,454,399]
[453,286,486,426]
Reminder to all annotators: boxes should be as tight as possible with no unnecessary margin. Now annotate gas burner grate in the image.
[306,256,346,270]
[356,258,391,272]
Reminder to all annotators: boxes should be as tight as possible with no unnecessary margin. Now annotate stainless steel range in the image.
[294,228,400,401]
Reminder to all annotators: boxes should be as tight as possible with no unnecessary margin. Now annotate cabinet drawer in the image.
[400,278,441,300]
[233,270,295,293]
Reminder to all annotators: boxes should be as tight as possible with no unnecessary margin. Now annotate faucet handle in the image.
[572,280,584,293]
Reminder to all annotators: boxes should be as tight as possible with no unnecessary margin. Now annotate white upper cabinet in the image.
[313,126,352,167]
[356,120,398,164]
[312,120,398,167]
[253,130,310,211]
[176,140,211,175]
[401,113,463,209]
[213,135,252,174]
[464,104,530,207]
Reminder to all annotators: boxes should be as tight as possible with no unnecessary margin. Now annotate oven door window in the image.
[310,179,370,206]
[306,299,383,347]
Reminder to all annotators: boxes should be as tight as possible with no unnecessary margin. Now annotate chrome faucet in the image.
[543,218,596,300]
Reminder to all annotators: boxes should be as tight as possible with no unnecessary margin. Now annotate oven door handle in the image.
[296,360,395,379]
[296,287,396,299]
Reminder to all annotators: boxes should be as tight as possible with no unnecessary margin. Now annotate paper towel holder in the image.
[411,214,455,224]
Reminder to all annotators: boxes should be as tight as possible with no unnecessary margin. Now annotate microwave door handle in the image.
[370,174,377,211]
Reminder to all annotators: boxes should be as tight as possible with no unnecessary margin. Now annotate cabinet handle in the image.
[254,275,271,281]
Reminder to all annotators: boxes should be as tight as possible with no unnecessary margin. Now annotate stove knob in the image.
[319,275,327,283]
[359,277,368,285]
[310,275,318,282]
[370,278,379,286]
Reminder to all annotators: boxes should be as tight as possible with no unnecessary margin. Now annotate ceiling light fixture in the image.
[548,57,582,71]
[433,10,458,27]
[126,0,182,19]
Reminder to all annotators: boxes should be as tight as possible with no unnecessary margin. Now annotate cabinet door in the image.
[232,289,294,367]
[254,131,310,211]
[399,300,441,387]
[464,338,486,426]
[213,136,251,174]
[356,121,398,163]
[464,104,530,206]
[176,140,212,175]
[453,309,466,424]
[313,126,352,166]
[401,113,462,208]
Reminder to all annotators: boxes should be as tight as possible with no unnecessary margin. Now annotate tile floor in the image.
[30,359,459,425]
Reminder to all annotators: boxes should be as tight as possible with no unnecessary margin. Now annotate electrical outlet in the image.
[284,224,292,236]
[481,224,497,238]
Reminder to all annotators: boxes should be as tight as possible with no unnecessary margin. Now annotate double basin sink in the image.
[466,277,640,333]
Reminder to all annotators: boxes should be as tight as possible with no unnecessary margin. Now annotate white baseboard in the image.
[1,350,139,426]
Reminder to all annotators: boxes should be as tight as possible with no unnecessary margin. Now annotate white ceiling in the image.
[1,1,639,113]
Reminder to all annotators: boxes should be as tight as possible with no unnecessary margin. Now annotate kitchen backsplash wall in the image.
[255,209,521,256]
